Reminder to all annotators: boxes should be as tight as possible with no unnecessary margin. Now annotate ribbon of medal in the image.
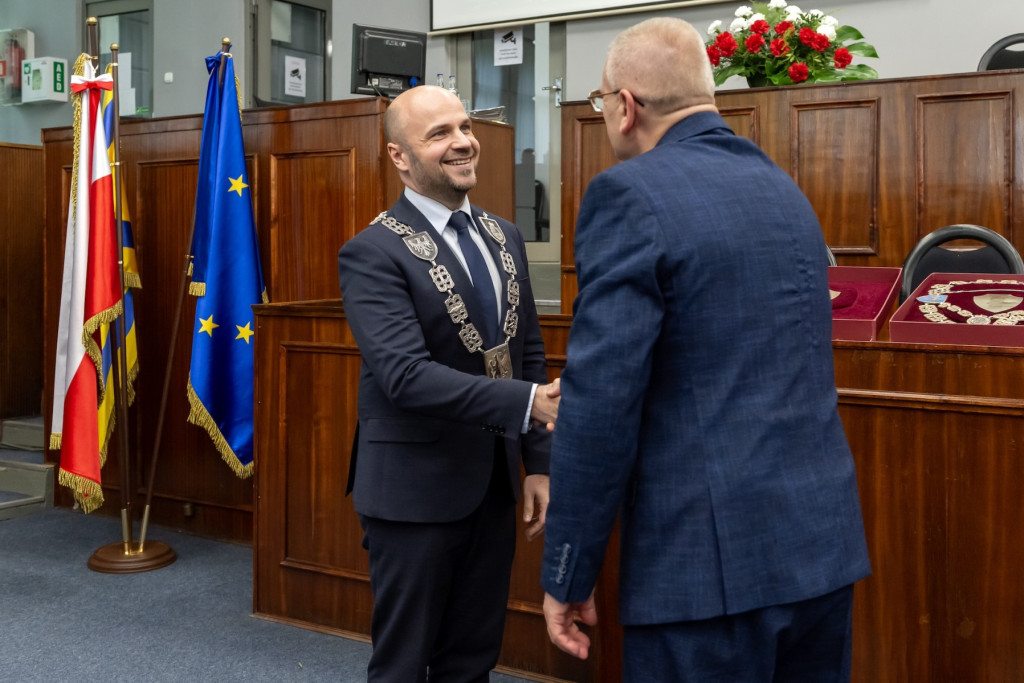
[373,211,520,379]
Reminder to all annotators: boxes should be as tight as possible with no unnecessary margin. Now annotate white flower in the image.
[734,5,753,17]
[818,23,836,41]
[807,9,824,16]
[729,16,749,32]
[749,13,766,23]
[707,19,723,35]
[785,5,802,16]
[821,15,839,27]
[768,0,788,8]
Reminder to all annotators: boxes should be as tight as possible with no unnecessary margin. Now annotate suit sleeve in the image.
[506,223,551,475]
[339,230,534,436]
[541,171,665,602]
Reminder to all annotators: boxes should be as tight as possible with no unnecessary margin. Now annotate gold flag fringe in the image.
[124,272,142,289]
[189,281,206,297]
[50,433,62,450]
[261,288,269,304]
[58,468,104,514]
[125,360,139,405]
[68,54,88,217]
[97,403,116,468]
[186,379,254,479]
[81,299,125,386]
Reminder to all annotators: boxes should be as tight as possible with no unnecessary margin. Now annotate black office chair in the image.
[978,34,1024,71]
[899,224,1024,302]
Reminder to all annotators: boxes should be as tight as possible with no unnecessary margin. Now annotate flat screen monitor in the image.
[350,24,426,98]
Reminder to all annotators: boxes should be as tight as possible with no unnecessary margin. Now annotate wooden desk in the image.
[253,300,1024,681]
[834,339,1024,682]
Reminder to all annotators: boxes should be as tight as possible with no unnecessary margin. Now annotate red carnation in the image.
[707,44,722,66]
[750,19,770,35]
[812,33,831,52]
[789,62,810,83]
[715,31,738,58]
[774,20,793,35]
[834,47,853,69]
[745,34,766,53]
[798,27,817,46]
[770,38,790,57]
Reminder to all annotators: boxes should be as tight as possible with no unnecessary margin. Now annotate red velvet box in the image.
[890,272,1024,347]
[829,266,902,341]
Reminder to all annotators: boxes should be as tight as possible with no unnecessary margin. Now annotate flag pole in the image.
[86,27,175,573]
[137,38,232,551]
[107,42,135,555]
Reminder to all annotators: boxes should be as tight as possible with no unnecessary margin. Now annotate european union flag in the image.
[187,51,267,478]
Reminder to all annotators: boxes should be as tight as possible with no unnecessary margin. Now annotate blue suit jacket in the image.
[338,194,550,523]
[541,112,870,624]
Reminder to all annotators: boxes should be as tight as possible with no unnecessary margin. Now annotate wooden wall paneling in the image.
[252,301,372,633]
[470,118,516,223]
[719,104,760,145]
[262,104,387,304]
[560,71,1024,299]
[0,143,44,418]
[915,90,1014,240]
[559,102,616,312]
[791,98,880,256]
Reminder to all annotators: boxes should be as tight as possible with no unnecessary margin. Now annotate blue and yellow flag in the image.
[96,66,141,462]
[186,52,267,478]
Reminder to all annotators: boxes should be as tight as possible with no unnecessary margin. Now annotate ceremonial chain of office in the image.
[373,211,521,376]
[917,279,1024,325]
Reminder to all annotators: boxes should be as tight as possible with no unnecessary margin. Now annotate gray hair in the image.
[605,17,715,112]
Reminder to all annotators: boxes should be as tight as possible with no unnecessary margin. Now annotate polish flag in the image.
[50,61,121,514]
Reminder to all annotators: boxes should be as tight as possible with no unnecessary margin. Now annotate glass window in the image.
[463,22,564,311]
[253,0,331,106]
[86,0,153,117]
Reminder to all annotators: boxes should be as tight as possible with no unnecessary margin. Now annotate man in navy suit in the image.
[540,17,870,682]
[338,85,559,682]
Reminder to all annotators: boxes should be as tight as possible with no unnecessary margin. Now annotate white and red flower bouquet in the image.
[705,1,878,86]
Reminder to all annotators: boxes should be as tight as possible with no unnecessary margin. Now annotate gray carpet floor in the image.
[0,505,531,682]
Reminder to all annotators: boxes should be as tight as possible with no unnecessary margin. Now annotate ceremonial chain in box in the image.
[916,279,1024,325]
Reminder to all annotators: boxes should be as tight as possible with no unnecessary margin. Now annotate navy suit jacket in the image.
[338,194,550,523]
[541,112,870,625]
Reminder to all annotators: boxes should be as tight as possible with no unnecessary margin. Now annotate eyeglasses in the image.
[587,88,645,112]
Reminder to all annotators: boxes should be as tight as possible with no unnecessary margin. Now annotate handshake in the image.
[530,377,561,431]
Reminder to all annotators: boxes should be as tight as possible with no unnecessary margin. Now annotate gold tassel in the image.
[186,380,254,479]
[58,469,104,514]
[81,300,125,382]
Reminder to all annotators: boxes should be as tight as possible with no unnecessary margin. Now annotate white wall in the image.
[565,0,1023,99]
[0,0,83,146]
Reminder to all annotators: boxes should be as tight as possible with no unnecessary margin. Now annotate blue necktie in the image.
[449,211,499,347]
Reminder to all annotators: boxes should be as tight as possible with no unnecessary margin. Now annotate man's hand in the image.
[521,474,549,540]
[543,591,598,660]
[531,378,561,431]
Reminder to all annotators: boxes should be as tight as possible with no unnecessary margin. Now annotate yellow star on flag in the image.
[235,322,255,344]
[198,314,219,336]
[228,174,248,196]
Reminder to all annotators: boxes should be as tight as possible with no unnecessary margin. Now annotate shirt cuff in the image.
[522,383,538,434]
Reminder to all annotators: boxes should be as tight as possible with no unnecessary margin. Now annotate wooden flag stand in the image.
[83,17,175,573]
